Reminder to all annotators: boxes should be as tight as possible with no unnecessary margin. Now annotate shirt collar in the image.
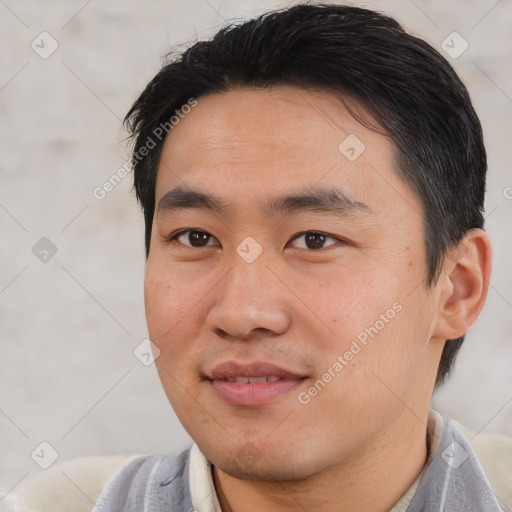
[188,408,500,512]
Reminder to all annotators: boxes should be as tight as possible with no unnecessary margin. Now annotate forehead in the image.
[155,85,420,221]
[160,86,388,166]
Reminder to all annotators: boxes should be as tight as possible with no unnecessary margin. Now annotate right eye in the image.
[169,229,220,248]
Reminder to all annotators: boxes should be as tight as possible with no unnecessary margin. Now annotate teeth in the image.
[226,376,282,383]
[248,376,267,383]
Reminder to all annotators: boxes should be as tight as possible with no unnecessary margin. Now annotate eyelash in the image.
[168,229,346,250]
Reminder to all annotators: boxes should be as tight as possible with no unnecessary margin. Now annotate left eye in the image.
[288,232,339,250]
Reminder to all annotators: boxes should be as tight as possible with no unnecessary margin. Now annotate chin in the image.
[213,454,314,482]
[202,436,328,482]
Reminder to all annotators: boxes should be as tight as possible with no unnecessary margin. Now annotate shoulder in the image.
[91,449,192,511]
[0,451,191,512]
[453,419,512,509]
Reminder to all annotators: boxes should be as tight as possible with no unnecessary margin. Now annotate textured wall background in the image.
[1,0,511,494]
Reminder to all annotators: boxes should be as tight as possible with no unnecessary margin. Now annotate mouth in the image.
[205,361,308,406]
[222,375,283,383]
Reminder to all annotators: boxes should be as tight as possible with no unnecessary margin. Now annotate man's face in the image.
[145,86,445,480]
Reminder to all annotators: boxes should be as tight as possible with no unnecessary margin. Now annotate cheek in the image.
[313,269,394,335]
[144,263,206,410]
[145,256,199,315]
[305,261,430,389]
[144,267,172,338]
[144,261,203,352]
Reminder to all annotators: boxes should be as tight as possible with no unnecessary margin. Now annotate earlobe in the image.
[432,229,492,340]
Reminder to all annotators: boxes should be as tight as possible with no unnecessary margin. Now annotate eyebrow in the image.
[156,185,372,218]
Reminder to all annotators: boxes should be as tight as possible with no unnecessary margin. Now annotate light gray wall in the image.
[1,0,511,492]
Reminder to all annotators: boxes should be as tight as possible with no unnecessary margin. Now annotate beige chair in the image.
[0,455,139,512]
[2,427,511,512]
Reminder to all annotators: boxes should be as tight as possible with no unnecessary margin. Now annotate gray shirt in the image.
[92,414,503,511]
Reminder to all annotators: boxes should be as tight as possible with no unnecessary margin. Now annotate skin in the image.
[144,85,492,512]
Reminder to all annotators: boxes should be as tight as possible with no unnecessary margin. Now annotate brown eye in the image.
[173,229,218,247]
[289,231,338,250]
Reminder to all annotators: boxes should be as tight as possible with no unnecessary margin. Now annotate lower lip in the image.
[210,378,306,406]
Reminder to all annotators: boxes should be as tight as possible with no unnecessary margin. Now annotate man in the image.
[8,3,511,512]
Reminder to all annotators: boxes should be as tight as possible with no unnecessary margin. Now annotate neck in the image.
[213,410,430,512]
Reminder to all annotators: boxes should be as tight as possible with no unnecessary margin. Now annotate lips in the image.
[208,361,305,380]
[206,361,308,406]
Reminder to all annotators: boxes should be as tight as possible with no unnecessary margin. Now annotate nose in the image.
[206,255,292,342]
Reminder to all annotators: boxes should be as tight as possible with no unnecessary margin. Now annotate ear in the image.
[432,229,492,340]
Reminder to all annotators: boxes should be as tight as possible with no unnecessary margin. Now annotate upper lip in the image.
[206,361,307,380]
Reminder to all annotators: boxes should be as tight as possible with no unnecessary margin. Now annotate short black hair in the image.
[125,3,487,387]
